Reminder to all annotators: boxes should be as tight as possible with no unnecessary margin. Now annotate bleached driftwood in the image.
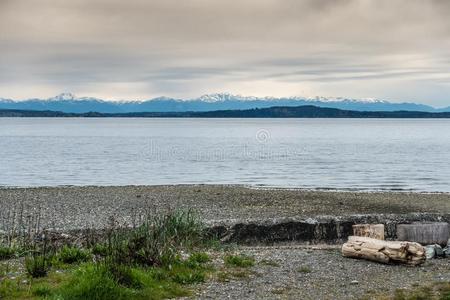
[353,224,385,240]
[397,222,449,246]
[342,236,426,265]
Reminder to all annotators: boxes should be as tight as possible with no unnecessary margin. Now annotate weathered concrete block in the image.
[397,222,449,246]
[353,224,385,240]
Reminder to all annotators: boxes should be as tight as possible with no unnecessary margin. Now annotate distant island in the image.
[2,105,450,118]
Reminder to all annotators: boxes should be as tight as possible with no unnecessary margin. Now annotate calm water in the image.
[1,118,449,192]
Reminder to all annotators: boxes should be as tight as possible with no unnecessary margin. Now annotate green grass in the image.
[0,246,16,260]
[297,266,312,273]
[189,252,210,264]
[25,255,50,278]
[224,254,255,268]
[56,245,91,264]
[31,283,53,297]
[366,281,450,300]
[106,210,206,268]
[55,260,208,300]
[91,243,109,256]
[0,210,241,300]
[56,263,133,300]
[216,269,253,282]
[259,259,280,267]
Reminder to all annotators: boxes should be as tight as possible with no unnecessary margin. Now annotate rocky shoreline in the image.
[2,185,450,246]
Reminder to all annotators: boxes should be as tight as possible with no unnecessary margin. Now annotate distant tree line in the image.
[1,105,450,118]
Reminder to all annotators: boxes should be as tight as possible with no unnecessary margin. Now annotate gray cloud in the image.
[1,0,450,106]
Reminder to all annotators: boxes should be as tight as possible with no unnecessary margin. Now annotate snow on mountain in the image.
[196,93,262,102]
[46,93,106,103]
[47,92,77,101]
[0,93,445,113]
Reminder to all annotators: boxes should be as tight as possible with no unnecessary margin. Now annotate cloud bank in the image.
[1,0,450,106]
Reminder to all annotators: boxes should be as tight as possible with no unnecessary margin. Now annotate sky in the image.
[1,0,450,107]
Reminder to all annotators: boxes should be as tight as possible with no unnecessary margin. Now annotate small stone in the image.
[444,247,450,257]
[435,244,444,257]
[425,245,436,259]
[350,280,359,285]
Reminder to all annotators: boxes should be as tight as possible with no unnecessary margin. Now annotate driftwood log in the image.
[397,222,449,246]
[342,236,426,265]
[353,224,384,240]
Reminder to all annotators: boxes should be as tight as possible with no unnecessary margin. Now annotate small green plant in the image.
[25,255,50,278]
[106,210,206,268]
[107,263,144,289]
[297,266,312,273]
[0,277,23,299]
[54,262,193,300]
[259,259,280,267]
[189,252,210,264]
[217,269,253,282]
[224,254,255,268]
[171,269,206,285]
[56,263,131,300]
[0,246,15,260]
[92,243,109,256]
[32,283,53,297]
[57,246,91,264]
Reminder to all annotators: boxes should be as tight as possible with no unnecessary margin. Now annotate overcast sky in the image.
[1,0,450,106]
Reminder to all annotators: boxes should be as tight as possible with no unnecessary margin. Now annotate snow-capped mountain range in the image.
[0,93,448,113]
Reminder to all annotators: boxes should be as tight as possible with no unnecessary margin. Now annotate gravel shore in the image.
[2,185,450,299]
[197,245,450,300]
[1,185,450,231]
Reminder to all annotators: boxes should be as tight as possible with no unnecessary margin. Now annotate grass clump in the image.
[189,252,210,264]
[31,283,53,297]
[0,246,15,260]
[55,210,213,299]
[107,210,206,268]
[168,258,209,285]
[224,254,255,268]
[56,263,132,300]
[259,259,280,267]
[25,254,50,278]
[55,263,194,300]
[0,278,24,299]
[92,243,109,257]
[217,269,253,282]
[367,281,450,300]
[56,245,91,264]
[0,210,221,300]
[297,266,312,273]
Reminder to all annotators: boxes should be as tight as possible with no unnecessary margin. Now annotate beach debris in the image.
[425,244,445,259]
[352,224,384,240]
[342,236,426,265]
[396,222,449,246]
[444,247,450,257]
[425,245,436,259]
[435,244,444,257]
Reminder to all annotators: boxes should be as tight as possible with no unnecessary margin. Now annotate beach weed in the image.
[224,254,255,268]
[25,255,50,278]
[56,245,91,264]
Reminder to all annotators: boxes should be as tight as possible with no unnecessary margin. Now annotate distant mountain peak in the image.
[0,92,444,113]
[48,92,77,101]
[197,93,238,102]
